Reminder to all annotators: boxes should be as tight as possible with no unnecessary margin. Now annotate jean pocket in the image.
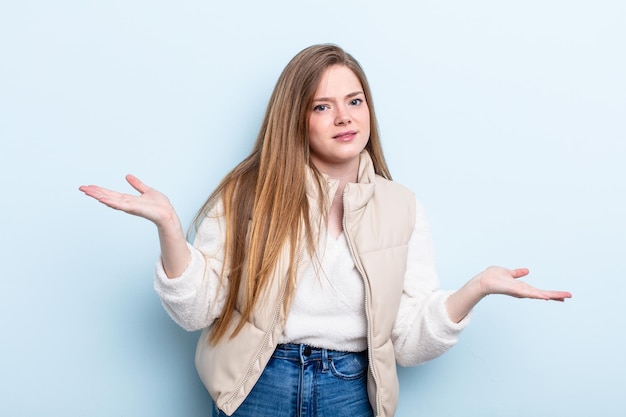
[329,352,368,380]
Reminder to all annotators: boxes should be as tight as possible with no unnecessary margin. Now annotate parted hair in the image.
[191,44,392,344]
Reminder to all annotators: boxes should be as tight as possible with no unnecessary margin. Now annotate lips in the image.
[333,131,357,141]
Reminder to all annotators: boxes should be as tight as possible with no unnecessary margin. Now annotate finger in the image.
[125,174,149,194]
[79,185,118,201]
[526,289,572,301]
[544,290,572,300]
[510,268,530,279]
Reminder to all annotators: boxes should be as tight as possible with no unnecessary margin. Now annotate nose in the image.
[334,104,351,125]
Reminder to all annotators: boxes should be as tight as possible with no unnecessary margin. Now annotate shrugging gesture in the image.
[79,44,573,417]
[446,266,572,323]
[79,175,190,278]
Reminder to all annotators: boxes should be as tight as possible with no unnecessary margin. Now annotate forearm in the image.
[445,275,485,323]
[393,290,471,366]
[154,203,230,330]
[157,216,191,278]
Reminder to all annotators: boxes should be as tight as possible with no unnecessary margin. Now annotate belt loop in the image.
[321,348,329,373]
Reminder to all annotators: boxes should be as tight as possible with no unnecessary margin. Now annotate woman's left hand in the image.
[445,266,572,323]
[476,266,572,302]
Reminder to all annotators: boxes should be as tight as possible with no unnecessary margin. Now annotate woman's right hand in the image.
[79,174,176,228]
[79,174,191,278]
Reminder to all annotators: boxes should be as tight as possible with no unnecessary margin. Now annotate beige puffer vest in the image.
[195,153,415,416]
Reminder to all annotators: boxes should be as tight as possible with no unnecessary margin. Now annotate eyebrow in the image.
[312,91,365,102]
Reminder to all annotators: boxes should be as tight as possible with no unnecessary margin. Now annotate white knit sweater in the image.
[278,231,368,351]
[154,197,470,366]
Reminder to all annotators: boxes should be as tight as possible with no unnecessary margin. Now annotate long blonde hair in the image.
[192,44,392,344]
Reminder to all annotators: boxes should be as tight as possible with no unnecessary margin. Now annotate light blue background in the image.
[1,1,624,416]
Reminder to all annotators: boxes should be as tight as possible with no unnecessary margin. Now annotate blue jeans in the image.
[212,343,374,417]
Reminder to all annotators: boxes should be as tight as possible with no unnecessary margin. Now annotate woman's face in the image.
[307,65,370,174]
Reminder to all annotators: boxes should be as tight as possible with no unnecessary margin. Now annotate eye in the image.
[313,104,328,112]
[349,98,363,106]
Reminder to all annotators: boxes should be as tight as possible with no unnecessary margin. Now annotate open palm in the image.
[79,174,176,227]
[478,266,571,301]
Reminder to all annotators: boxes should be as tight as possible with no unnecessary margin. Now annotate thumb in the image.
[511,268,530,279]
[125,174,149,194]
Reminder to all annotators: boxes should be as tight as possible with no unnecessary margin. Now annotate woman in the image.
[79,44,571,417]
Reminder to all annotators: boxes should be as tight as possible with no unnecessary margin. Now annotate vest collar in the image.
[304,151,377,211]
[346,151,376,212]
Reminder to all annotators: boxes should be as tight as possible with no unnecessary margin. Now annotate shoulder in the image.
[191,197,227,244]
[367,176,418,232]
[373,175,416,205]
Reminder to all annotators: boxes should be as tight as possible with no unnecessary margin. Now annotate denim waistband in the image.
[274,343,365,365]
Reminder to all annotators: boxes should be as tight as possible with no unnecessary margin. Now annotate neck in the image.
[312,159,359,240]
[312,158,360,187]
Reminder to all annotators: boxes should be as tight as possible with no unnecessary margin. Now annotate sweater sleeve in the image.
[391,198,470,366]
[153,202,229,331]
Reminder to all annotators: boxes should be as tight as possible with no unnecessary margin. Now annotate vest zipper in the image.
[342,188,381,416]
